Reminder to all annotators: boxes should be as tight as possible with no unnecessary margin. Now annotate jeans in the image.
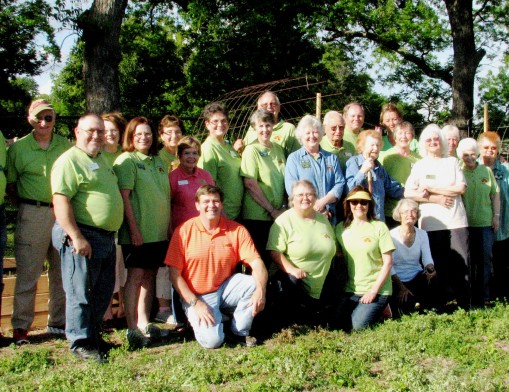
[181,273,256,349]
[335,292,389,331]
[52,222,116,349]
[469,226,495,304]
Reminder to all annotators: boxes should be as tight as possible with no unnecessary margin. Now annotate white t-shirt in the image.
[405,157,468,231]
[390,227,434,282]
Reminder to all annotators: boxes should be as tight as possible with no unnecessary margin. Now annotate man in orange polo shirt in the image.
[165,185,267,348]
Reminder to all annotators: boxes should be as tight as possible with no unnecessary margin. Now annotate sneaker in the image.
[141,323,170,340]
[47,325,66,335]
[13,328,29,345]
[226,331,257,348]
[126,328,149,349]
[72,346,104,363]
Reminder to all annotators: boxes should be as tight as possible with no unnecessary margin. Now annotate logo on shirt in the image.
[273,135,282,142]
[158,167,165,173]
[481,177,488,183]
[259,151,269,157]
[300,159,311,169]
[326,165,333,171]
[324,233,331,239]
[363,237,372,244]
[136,163,146,170]
[199,179,207,185]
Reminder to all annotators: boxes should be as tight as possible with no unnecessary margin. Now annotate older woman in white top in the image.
[404,124,470,309]
[390,199,437,314]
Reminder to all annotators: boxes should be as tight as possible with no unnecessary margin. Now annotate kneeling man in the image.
[165,185,267,348]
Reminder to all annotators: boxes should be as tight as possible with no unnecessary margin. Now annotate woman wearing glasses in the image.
[334,186,394,331]
[198,103,243,220]
[267,180,336,325]
[158,115,184,172]
[404,124,470,310]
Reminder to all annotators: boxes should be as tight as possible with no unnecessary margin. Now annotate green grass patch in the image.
[1,304,508,391]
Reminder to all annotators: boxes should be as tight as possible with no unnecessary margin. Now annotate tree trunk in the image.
[444,0,485,129]
[79,0,128,114]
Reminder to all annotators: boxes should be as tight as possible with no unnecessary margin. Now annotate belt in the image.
[19,198,53,207]
[77,223,115,236]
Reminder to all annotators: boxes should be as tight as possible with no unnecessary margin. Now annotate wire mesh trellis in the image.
[191,76,343,143]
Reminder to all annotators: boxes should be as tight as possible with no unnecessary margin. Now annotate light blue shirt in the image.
[345,154,404,221]
[285,147,345,223]
[482,158,509,241]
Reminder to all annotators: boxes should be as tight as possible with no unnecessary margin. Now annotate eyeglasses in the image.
[350,199,369,206]
[482,146,497,151]
[425,137,440,143]
[294,193,316,199]
[134,132,153,139]
[105,128,119,134]
[37,115,54,123]
[260,102,279,108]
[329,126,345,132]
[162,131,182,137]
[79,128,105,135]
[400,209,418,215]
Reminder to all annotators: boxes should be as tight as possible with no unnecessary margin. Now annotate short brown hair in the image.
[159,114,185,135]
[178,136,202,157]
[195,185,224,203]
[102,112,127,142]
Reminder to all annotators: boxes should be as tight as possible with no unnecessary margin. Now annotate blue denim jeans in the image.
[335,292,389,331]
[0,204,6,294]
[181,273,256,349]
[52,222,116,349]
[469,226,495,304]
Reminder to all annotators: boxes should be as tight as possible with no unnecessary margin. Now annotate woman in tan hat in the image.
[334,185,395,331]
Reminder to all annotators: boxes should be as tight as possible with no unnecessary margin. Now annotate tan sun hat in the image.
[345,190,372,202]
[28,99,54,119]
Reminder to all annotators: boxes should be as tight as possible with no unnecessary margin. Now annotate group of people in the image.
[0,92,508,364]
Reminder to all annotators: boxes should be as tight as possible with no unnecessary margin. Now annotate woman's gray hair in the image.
[288,179,317,207]
[392,198,420,222]
[250,109,276,128]
[456,137,479,158]
[394,121,415,139]
[418,124,447,158]
[295,115,323,145]
[441,124,460,140]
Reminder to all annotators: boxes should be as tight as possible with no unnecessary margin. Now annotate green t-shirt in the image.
[319,136,353,172]
[51,147,123,232]
[114,151,171,244]
[335,220,394,295]
[198,137,243,220]
[462,164,499,227]
[240,143,286,221]
[382,135,419,153]
[6,132,70,203]
[101,149,122,168]
[158,148,178,172]
[243,120,299,158]
[342,129,360,156]
[0,132,7,205]
[267,209,336,299]
[379,148,420,218]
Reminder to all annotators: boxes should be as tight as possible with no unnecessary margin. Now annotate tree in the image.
[76,0,128,113]
[0,0,59,115]
[478,54,509,131]
[317,0,508,129]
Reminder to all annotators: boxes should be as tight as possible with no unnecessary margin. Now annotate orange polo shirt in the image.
[165,216,260,294]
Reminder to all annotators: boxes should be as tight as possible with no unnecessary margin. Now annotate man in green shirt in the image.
[6,99,70,345]
[320,110,353,171]
[342,102,365,156]
[243,91,299,157]
[52,114,124,362]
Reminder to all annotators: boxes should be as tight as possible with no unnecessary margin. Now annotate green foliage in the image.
[0,0,59,115]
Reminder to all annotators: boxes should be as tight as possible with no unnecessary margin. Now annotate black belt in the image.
[19,198,53,207]
[77,223,115,236]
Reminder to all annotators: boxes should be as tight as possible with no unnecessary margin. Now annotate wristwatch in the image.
[189,297,198,307]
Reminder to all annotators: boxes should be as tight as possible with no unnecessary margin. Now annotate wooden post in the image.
[316,93,322,120]
[484,103,489,132]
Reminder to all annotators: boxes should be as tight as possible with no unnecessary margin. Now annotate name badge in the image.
[425,174,436,180]
[89,162,99,171]
[178,180,189,185]
[300,159,311,169]
[259,151,269,157]
[136,163,146,170]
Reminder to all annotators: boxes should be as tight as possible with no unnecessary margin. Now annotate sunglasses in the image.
[37,115,54,123]
[350,199,369,206]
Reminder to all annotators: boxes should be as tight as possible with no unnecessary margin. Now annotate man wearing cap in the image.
[6,99,70,344]
[243,91,299,158]
[51,114,124,362]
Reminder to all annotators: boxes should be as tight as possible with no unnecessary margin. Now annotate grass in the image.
[0,304,508,391]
